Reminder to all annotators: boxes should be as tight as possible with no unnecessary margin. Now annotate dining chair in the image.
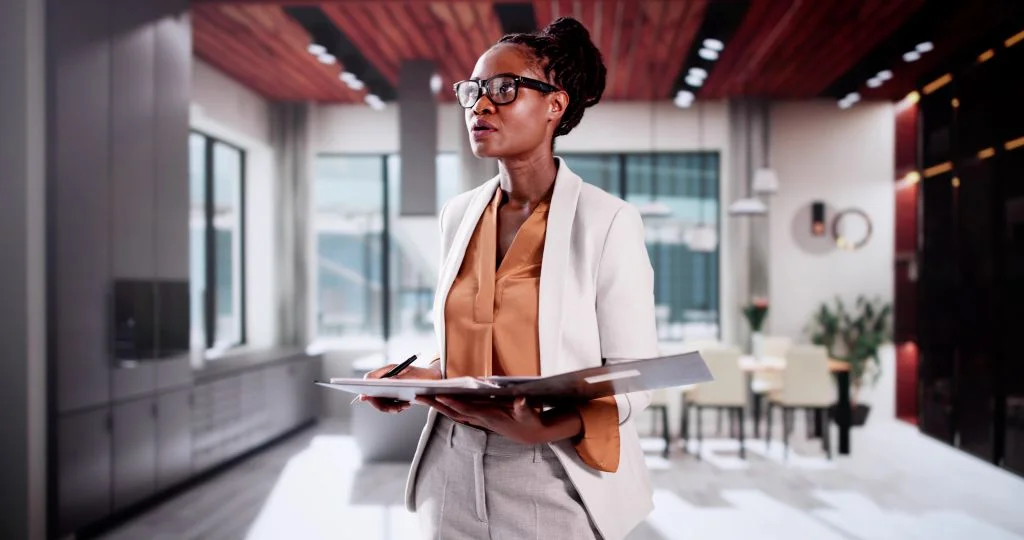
[750,335,792,436]
[765,344,836,459]
[681,346,747,459]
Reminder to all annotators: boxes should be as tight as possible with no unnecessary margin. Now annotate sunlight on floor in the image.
[245,435,419,540]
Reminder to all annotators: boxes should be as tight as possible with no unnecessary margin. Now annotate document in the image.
[315,351,712,405]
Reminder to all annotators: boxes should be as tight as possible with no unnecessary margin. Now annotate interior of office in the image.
[1,0,1023,539]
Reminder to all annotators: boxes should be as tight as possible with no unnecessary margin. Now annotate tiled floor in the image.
[99,412,1024,540]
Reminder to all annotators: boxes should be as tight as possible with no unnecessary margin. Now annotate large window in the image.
[189,132,246,351]
[562,152,721,342]
[313,153,459,342]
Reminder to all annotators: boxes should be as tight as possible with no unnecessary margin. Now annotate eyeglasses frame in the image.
[452,74,561,109]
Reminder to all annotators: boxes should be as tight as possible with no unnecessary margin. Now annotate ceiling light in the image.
[698,48,719,61]
[845,92,861,103]
[838,100,852,109]
[364,94,385,111]
[307,43,326,56]
[728,197,767,216]
[347,79,365,91]
[685,75,704,87]
[702,38,725,52]
[877,70,893,81]
[317,52,337,65]
[340,71,356,83]
[903,50,920,63]
[688,67,708,79]
[430,73,442,95]
[752,168,779,195]
[674,90,694,108]
[916,41,934,53]
[867,78,882,88]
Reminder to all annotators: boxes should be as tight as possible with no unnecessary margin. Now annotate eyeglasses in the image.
[453,74,560,109]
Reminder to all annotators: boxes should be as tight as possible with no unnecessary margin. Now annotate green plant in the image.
[807,295,892,400]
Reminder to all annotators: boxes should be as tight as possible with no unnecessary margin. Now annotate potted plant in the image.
[743,297,769,359]
[806,295,892,426]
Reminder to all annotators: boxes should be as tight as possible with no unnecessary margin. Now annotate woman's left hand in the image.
[417,395,582,445]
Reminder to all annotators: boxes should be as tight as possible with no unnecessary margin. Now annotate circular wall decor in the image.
[832,209,873,250]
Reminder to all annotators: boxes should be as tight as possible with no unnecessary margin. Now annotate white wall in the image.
[768,101,895,339]
[316,103,462,154]
[190,59,278,348]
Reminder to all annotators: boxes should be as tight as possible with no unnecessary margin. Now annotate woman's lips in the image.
[471,125,497,140]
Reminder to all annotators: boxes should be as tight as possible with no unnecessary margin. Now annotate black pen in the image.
[351,354,419,404]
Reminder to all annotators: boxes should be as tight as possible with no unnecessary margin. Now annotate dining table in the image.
[738,355,853,455]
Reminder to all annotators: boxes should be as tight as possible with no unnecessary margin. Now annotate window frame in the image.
[191,129,247,351]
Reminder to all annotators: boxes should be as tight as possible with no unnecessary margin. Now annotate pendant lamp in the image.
[729,99,768,216]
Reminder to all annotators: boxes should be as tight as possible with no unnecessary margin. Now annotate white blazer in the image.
[404,158,661,540]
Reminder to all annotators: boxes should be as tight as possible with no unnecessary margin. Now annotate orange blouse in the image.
[444,187,620,472]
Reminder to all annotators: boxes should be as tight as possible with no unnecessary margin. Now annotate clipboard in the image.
[314,351,712,406]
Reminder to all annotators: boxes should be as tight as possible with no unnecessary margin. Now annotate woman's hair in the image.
[498,17,606,138]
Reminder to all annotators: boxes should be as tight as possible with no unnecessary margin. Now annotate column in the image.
[0,0,47,537]
[398,60,438,216]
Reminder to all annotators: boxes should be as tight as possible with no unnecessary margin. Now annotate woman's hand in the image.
[358,362,442,414]
[417,395,583,445]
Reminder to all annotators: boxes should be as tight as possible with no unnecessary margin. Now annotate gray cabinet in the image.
[58,408,111,537]
[113,397,157,510]
[157,388,192,489]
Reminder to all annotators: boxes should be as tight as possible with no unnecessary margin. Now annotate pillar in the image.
[398,60,438,216]
[0,0,47,537]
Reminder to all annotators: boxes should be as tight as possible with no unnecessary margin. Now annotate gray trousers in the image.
[414,415,602,540]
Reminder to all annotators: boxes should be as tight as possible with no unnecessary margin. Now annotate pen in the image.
[351,353,419,404]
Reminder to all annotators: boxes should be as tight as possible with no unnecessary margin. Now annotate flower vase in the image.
[751,331,764,362]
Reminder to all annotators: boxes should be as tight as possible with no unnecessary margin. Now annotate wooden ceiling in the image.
[697,0,925,100]
[191,0,1011,105]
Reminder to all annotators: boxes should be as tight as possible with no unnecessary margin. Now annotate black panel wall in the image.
[916,31,1024,474]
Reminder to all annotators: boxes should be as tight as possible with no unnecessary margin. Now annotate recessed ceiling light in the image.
[347,79,365,91]
[845,92,861,102]
[698,48,719,61]
[674,90,694,108]
[916,41,934,53]
[903,50,920,63]
[364,94,385,111]
[685,75,704,87]
[838,100,853,109]
[307,43,326,56]
[317,52,337,65]
[877,70,893,81]
[430,73,442,95]
[340,71,356,83]
[688,67,708,79]
[702,38,724,51]
[867,78,882,88]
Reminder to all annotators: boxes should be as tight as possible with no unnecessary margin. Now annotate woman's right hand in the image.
[358,362,443,413]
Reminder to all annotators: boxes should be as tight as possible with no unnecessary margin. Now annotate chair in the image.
[765,344,836,459]
[750,335,792,436]
[649,339,722,458]
[681,346,747,458]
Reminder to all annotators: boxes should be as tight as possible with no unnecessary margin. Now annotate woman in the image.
[359,17,660,540]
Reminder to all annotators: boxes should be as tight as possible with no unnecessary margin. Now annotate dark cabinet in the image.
[113,397,157,510]
[157,388,193,489]
[58,408,111,537]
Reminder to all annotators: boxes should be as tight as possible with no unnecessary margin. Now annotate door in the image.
[57,408,112,537]
[113,397,157,510]
[157,388,192,489]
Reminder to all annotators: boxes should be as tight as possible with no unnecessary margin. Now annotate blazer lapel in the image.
[434,178,500,370]
[538,158,581,376]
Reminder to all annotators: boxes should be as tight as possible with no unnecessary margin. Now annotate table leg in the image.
[836,370,851,455]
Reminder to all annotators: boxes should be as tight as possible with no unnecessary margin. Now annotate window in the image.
[562,152,721,342]
[189,132,246,351]
[313,153,459,342]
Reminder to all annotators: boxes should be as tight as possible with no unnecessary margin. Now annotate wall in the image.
[190,59,277,349]
[768,101,896,413]
[0,0,47,536]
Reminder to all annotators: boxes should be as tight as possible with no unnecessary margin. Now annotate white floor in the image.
[100,414,1024,540]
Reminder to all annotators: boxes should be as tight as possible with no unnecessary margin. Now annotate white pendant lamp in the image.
[752,167,779,195]
[729,99,770,216]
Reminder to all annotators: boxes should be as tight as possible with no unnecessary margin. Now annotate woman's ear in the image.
[548,91,568,125]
